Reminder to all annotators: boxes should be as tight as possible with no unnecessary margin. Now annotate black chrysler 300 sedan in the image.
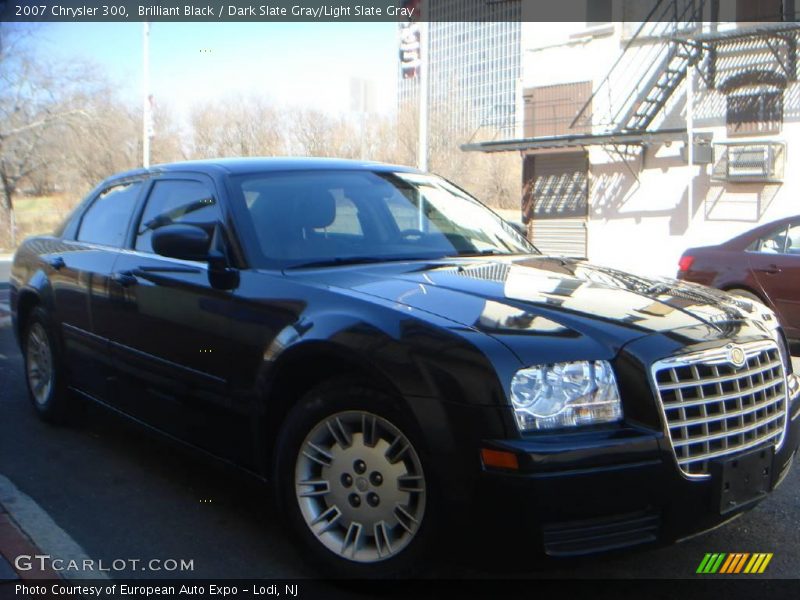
[9,158,800,575]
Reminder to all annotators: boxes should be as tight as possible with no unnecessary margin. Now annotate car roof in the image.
[722,213,800,248]
[107,157,423,181]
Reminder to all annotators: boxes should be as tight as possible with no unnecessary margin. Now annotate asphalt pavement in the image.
[0,257,799,580]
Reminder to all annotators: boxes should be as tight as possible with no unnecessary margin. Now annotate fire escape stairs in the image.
[623,42,702,131]
[569,0,707,136]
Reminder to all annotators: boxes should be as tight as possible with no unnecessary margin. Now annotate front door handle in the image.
[111,271,138,287]
[756,264,782,275]
[47,256,65,270]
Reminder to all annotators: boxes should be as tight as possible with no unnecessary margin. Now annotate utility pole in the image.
[686,62,694,223]
[417,20,428,172]
[142,22,151,168]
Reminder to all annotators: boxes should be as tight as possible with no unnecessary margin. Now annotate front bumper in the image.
[473,381,800,557]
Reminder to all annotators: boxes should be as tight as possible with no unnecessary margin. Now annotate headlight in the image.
[510,361,623,431]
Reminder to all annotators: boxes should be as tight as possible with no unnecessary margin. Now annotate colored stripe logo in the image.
[696,553,773,574]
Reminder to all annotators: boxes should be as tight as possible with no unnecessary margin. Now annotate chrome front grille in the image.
[652,340,787,478]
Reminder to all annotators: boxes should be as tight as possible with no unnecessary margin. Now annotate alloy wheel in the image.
[26,322,53,406]
[294,410,426,563]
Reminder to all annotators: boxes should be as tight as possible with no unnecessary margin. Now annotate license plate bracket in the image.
[711,446,774,515]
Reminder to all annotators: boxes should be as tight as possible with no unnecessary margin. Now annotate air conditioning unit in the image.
[712,142,786,183]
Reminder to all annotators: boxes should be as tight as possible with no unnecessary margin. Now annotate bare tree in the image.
[392,97,521,210]
[190,94,285,159]
[288,108,361,158]
[0,25,92,248]
[61,86,139,189]
[150,102,186,165]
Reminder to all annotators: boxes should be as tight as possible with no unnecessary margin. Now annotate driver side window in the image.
[135,180,221,254]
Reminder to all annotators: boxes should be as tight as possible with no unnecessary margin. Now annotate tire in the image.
[726,288,764,305]
[274,379,438,577]
[22,306,72,423]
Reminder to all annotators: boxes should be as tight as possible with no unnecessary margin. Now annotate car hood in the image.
[287,255,772,362]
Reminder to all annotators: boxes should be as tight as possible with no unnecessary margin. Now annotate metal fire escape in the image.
[464,0,800,155]
[571,0,707,135]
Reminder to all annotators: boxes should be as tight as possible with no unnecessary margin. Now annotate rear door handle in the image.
[47,256,65,270]
[111,271,138,287]
[756,264,782,275]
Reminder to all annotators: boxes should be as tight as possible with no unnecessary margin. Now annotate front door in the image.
[101,176,251,463]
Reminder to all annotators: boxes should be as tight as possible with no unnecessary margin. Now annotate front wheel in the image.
[276,381,435,577]
[22,307,72,423]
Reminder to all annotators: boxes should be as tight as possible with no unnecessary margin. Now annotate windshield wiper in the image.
[286,256,433,269]
[452,249,513,257]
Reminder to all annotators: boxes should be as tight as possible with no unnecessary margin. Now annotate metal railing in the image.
[570,0,706,132]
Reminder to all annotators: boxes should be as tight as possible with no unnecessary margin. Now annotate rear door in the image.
[52,180,145,400]
[100,175,251,463]
[748,220,800,338]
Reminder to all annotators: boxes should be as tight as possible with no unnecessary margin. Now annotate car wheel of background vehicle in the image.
[22,306,72,423]
[275,379,437,577]
[727,288,764,304]
[726,288,764,304]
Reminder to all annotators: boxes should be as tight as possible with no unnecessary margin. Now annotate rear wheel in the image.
[275,380,436,577]
[22,307,72,423]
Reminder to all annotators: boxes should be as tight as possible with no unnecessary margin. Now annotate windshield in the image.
[232,169,537,268]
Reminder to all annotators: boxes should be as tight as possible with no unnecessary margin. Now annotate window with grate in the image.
[726,89,783,136]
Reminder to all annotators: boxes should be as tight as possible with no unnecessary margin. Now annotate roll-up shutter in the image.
[522,152,588,258]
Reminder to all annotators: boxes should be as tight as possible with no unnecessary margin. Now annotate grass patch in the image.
[6,194,81,250]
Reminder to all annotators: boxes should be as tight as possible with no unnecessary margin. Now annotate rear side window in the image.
[786,224,800,255]
[753,226,789,254]
[135,180,220,253]
[77,182,143,247]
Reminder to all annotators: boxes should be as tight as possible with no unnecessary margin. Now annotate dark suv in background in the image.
[10,158,800,576]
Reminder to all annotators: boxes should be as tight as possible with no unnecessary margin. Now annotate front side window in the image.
[234,170,536,267]
[77,181,143,247]
[135,180,220,253]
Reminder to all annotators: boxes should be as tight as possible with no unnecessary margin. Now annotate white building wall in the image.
[522,23,800,278]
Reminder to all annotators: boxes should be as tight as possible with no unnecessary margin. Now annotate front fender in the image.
[262,303,520,409]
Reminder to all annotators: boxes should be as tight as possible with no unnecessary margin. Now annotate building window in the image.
[726,88,783,136]
[736,0,789,22]
[523,81,592,138]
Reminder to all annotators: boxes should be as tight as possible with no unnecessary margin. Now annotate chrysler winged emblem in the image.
[727,345,747,369]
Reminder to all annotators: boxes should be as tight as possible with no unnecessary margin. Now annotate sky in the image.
[32,22,399,123]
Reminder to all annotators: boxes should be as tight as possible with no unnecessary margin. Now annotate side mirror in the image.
[151,224,211,261]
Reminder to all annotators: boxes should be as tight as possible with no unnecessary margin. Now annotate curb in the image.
[0,502,60,583]
[0,475,106,584]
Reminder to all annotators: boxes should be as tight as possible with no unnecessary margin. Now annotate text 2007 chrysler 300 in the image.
[9,158,800,576]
